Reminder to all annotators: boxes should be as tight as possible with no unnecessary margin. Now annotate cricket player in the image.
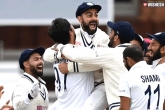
[130,33,148,55]
[146,32,165,79]
[119,45,165,110]
[44,2,109,110]
[44,18,94,110]
[55,42,127,110]
[11,47,49,110]
[53,20,135,110]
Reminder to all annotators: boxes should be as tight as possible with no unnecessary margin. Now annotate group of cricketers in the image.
[0,1,165,110]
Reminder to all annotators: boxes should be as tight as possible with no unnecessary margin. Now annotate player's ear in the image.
[114,35,118,41]
[160,46,165,54]
[23,61,29,68]
[126,57,131,66]
[77,16,82,23]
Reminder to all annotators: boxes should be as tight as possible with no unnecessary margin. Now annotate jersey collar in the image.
[23,72,46,85]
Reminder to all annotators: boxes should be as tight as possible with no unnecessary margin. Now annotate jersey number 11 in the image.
[145,84,160,110]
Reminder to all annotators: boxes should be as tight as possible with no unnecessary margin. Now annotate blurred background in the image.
[0,0,165,107]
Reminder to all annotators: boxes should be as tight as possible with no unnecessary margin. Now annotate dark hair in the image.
[48,18,71,44]
[123,45,144,62]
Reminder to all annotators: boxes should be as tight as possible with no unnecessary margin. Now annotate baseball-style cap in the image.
[146,32,165,46]
[19,47,45,70]
[107,21,135,43]
[134,33,144,46]
[76,2,102,17]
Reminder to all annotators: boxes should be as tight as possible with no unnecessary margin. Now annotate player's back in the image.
[125,61,165,110]
[53,59,94,110]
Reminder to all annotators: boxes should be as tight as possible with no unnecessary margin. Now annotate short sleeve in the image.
[118,74,131,98]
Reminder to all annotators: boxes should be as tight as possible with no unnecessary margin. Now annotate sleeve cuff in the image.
[68,62,79,72]
[54,51,62,60]
[56,44,65,53]
[68,62,74,72]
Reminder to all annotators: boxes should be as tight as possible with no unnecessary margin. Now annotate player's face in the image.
[144,50,153,64]
[130,40,142,50]
[28,53,44,77]
[108,30,116,47]
[123,58,131,71]
[147,39,162,63]
[80,8,99,35]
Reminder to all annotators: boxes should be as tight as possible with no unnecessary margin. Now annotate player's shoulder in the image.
[96,28,109,37]
[74,28,81,33]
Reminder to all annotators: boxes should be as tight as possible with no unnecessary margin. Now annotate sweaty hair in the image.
[123,45,144,62]
[48,18,71,44]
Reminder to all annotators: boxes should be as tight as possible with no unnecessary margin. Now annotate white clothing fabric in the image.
[50,59,94,110]
[151,58,162,69]
[43,27,109,109]
[11,73,49,110]
[57,44,128,110]
[81,83,108,110]
[119,61,165,110]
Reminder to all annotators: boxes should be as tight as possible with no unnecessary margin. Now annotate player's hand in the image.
[0,86,4,99]
[29,82,40,99]
[1,105,14,110]
[58,62,69,74]
[0,100,14,110]
[51,43,59,51]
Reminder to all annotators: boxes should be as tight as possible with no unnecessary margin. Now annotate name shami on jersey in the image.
[141,74,160,83]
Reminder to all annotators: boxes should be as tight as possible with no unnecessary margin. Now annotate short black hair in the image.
[48,18,71,44]
[123,45,144,62]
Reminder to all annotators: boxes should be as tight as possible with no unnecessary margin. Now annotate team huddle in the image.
[0,1,165,110]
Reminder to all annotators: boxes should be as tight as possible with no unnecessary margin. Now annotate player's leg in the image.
[81,83,108,110]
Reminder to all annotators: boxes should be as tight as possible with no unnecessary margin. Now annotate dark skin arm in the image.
[163,100,165,110]
[119,96,130,110]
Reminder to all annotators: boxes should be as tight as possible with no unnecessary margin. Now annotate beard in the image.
[125,60,131,71]
[108,36,115,47]
[30,64,43,77]
[148,47,161,64]
[82,19,98,35]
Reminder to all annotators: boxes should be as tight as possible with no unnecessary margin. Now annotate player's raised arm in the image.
[58,62,101,74]
[43,44,62,62]
[57,44,114,66]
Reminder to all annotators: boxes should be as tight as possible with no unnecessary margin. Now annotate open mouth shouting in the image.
[89,22,97,30]
[36,65,43,72]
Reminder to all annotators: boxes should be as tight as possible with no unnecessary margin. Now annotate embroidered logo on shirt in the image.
[37,106,48,110]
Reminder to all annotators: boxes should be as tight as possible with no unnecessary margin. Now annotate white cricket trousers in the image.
[81,83,108,110]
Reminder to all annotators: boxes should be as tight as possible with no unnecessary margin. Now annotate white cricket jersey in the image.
[11,73,49,110]
[151,58,162,69]
[119,61,165,110]
[57,44,128,110]
[153,62,165,79]
[43,27,109,82]
[53,59,94,110]
[69,27,110,82]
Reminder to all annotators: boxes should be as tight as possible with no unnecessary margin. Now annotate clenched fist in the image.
[58,62,69,74]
